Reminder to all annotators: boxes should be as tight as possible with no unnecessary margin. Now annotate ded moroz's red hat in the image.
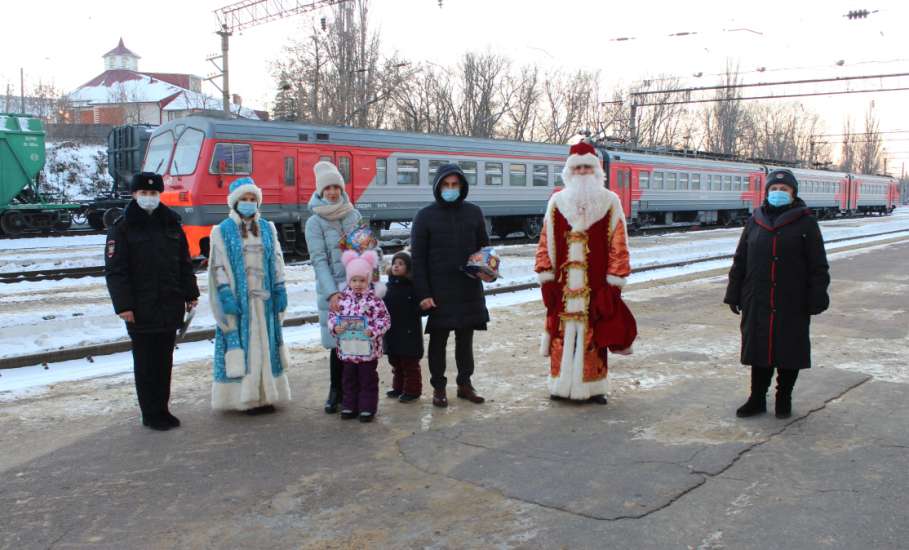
[564,141,603,178]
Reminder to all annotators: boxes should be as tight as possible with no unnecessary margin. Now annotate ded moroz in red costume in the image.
[534,142,637,400]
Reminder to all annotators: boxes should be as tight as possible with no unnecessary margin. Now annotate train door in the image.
[616,166,633,217]
[749,174,763,210]
[296,150,328,205]
[335,151,353,201]
[849,176,859,212]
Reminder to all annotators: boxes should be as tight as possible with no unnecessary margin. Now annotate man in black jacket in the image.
[410,164,489,408]
[105,172,200,431]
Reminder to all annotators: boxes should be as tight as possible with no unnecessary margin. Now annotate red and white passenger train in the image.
[145,116,900,257]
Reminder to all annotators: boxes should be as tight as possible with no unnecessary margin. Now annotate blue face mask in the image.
[237,201,258,217]
[441,188,460,202]
[767,190,793,207]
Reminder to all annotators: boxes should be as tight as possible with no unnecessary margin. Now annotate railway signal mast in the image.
[209,0,350,115]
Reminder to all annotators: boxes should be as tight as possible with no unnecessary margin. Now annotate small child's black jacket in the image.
[383,275,424,358]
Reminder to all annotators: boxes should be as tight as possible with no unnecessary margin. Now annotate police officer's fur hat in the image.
[766,169,799,194]
[130,172,164,193]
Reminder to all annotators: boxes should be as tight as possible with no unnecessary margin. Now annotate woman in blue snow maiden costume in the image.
[208,177,292,414]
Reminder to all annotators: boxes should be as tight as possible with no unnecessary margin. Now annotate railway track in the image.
[0,237,537,283]
[0,229,105,240]
[2,228,907,371]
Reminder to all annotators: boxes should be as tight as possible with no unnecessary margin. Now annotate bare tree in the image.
[630,76,691,148]
[858,101,884,174]
[387,64,456,134]
[502,65,540,141]
[840,117,858,172]
[702,63,746,155]
[272,0,400,127]
[537,70,598,143]
[450,52,513,138]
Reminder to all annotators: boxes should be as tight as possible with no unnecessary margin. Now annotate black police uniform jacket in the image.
[104,200,200,334]
[724,199,830,369]
[410,164,490,332]
[382,275,424,358]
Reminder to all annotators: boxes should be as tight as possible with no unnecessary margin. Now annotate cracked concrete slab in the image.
[398,368,869,521]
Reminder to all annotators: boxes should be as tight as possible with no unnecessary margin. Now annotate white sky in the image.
[3,0,909,172]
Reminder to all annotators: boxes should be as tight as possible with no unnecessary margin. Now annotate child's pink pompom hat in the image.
[341,249,378,284]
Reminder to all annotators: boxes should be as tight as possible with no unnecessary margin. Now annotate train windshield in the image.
[142,131,175,174]
[170,128,204,176]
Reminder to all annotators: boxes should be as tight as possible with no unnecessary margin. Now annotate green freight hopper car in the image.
[0,113,80,235]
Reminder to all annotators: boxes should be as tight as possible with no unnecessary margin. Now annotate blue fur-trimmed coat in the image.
[208,211,291,410]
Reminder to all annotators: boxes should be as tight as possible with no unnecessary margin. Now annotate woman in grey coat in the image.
[304,161,363,413]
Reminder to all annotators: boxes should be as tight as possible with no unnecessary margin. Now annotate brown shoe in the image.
[457,385,485,404]
[433,388,448,408]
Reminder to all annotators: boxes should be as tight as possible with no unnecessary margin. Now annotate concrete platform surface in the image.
[1,241,908,549]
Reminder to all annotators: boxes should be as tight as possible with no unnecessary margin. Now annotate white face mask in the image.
[136,195,160,213]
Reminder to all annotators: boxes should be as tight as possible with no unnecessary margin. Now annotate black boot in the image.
[736,366,773,418]
[775,369,799,418]
[325,350,343,414]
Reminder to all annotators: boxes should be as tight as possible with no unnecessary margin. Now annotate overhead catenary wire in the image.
[634,86,909,107]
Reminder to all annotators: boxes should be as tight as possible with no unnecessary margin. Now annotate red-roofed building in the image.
[67,39,264,124]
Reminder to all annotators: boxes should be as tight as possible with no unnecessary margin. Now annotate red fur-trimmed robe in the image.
[534,187,636,400]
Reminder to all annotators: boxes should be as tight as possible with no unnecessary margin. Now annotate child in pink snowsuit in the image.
[328,250,390,422]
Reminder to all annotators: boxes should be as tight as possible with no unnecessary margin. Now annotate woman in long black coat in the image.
[724,169,830,419]
[410,163,490,408]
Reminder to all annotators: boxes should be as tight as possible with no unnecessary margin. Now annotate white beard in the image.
[555,174,610,231]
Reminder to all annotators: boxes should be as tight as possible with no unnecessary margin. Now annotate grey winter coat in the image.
[304,192,362,348]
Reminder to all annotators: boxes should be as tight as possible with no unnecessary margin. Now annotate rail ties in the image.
[0,266,106,283]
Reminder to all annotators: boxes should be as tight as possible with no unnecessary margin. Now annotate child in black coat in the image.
[383,251,424,402]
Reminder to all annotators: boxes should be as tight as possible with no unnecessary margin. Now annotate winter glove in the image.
[272,284,288,313]
[728,303,741,315]
[218,285,240,316]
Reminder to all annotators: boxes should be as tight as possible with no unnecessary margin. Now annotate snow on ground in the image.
[3,222,908,398]
[1,209,907,384]
[2,211,908,362]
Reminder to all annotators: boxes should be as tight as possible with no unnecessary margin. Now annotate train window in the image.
[396,159,419,185]
[143,131,175,173]
[722,175,732,191]
[691,174,700,190]
[533,164,549,186]
[375,158,387,185]
[283,156,295,186]
[170,128,204,176]
[510,163,527,186]
[337,156,351,183]
[679,173,689,190]
[665,172,677,190]
[653,172,664,189]
[554,165,564,186]
[320,155,332,162]
[428,159,447,182]
[485,162,503,185]
[639,172,650,189]
[457,160,478,185]
[209,143,252,175]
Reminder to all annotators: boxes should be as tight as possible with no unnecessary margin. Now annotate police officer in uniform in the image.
[105,172,199,431]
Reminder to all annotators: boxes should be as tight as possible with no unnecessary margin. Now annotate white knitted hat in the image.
[313,161,345,196]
